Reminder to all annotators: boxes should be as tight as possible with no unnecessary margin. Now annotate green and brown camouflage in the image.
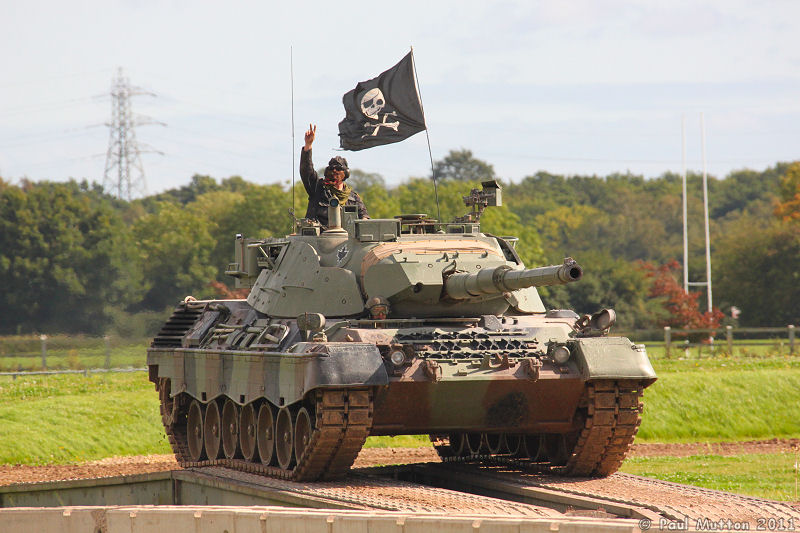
[147,180,656,481]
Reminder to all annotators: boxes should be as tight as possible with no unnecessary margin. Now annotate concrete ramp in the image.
[0,505,639,532]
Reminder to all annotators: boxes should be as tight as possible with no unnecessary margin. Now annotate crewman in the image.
[300,124,368,226]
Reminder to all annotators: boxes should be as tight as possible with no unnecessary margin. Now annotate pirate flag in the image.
[338,52,426,151]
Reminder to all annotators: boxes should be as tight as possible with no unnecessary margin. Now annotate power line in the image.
[0,68,111,90]
[152,124,282,153]
[102,68,163,200]
[0,128,100,149]
[0,96,98,118]
[146,132,268,160]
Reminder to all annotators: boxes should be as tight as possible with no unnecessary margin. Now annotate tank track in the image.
[431,379,645,477]
[562,379,644,476]
[157,379,374,481]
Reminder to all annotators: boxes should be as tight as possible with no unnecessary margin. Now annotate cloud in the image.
[1,0,798,190]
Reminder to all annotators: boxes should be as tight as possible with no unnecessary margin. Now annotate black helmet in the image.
[325,156,350,180]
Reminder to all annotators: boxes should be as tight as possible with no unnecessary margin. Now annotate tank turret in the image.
[227,182,584,319]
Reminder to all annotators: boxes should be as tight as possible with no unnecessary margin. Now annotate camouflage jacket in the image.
[299,148,368,226]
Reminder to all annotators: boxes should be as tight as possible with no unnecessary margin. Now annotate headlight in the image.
[552,345,571,364]
[389,350,406,366]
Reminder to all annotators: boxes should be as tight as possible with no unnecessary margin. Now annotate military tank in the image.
[147,180,656,481]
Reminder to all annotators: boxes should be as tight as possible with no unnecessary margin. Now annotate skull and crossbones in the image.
[360,88,399,137]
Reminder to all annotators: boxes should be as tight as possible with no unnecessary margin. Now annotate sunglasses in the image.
[329,165,345,172]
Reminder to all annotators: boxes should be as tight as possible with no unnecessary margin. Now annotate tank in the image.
[147,180,657,481]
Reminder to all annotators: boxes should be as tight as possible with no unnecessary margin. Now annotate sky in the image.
[1,0,799,195]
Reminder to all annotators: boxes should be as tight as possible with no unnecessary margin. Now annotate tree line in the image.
[1,151,798,336]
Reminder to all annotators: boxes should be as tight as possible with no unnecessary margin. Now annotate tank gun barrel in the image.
[445,258,582,300]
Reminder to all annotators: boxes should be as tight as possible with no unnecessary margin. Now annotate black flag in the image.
[338,52,426,151]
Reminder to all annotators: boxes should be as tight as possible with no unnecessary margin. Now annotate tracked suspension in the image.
[431,380,645,477]
[157,379,374,482]
[159,378,644,480]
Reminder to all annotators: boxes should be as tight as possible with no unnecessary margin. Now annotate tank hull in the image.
[148,348,586,436]
[371,375,585,435]
[147,299,655,481]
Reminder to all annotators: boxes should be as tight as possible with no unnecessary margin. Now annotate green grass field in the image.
[0,373,169,464]
[620,453,800,502]
[637,354,800,442]
[0,354,798,500]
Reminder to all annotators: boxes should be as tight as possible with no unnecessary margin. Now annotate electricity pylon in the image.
[102,67,162,200]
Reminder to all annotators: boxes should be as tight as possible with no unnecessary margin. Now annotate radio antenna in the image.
[410,47,441,222]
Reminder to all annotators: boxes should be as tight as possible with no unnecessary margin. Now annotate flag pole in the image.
[410,46,441,222]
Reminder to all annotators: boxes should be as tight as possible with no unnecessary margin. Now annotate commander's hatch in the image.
[255,242,289,270]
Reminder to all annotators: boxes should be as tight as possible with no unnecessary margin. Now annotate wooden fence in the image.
[616,325,796,358]
[0,334,147,374]
[0,326,796,373]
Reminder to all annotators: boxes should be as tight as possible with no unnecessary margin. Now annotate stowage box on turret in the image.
[147,181,656,481]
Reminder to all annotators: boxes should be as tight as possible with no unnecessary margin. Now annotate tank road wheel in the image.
[429,433,463,458]
[448,433,467,456]
[239,404,257,462]
[187,400,205,462]
[504,434,522,456]
[204,401,223,460]
[256,403,275,465]
[523,434,545,461]
[485,433,502,455]
[158,378,178,427]
[294,407,313,464]
[544,434,570,466]
[275,407,294,470]
[466,432,483,456]
[221,399,240,459]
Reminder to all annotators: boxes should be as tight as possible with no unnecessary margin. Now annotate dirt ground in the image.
[629,437,800,457]
[0,438,797,487]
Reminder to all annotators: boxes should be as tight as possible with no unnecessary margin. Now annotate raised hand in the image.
[304,123,316,150]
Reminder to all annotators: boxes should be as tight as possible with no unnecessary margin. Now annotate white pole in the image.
[290,46,296,227]
[681,115,689,294]
[700,112,713,314]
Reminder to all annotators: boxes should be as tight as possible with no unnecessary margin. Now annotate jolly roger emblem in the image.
[338,52,426,151]
[359,88,399,138]
[337,244,349,263]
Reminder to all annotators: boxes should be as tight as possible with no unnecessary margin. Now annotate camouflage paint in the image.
[149,342,387,408]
